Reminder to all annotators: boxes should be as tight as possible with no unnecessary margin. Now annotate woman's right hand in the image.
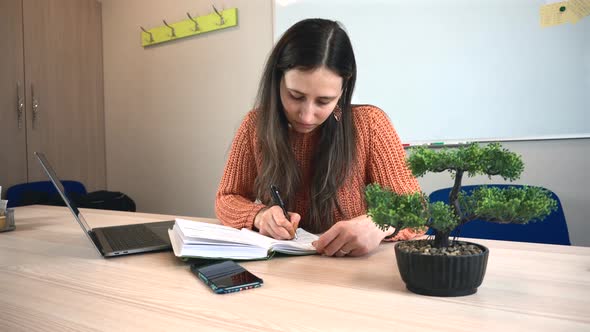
[254,206,301,240]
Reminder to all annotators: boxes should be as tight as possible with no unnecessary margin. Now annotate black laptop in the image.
[35,152,174,257]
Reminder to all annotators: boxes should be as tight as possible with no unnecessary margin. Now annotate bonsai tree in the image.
[366,143,557,249]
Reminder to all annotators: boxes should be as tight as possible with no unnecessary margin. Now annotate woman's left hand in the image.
[312,215,391,257]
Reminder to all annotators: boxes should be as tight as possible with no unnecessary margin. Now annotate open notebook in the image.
[168,218,319,260]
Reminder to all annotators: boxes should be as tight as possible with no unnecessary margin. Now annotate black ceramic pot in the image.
[395,240,489,297]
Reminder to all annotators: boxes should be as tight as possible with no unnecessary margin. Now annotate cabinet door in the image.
[0,0,27,197]
[23,0,106,191]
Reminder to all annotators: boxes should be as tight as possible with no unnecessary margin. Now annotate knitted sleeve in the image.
[365,106,425,241]
[215,111,265,229]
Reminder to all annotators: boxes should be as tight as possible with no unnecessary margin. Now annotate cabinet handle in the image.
[17,82,24,129]
[31,83,39,129]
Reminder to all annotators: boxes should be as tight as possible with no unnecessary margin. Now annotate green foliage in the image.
[365,183,427,232]
[478,143,524,180]
[365,184,460,234]
[365,143,558,248]
[461,186,557,224]
[428,201,459,233]
[408,143,524,180]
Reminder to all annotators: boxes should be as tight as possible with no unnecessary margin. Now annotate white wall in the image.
[101,0,272,219]
[102,1,590,246]
[275,0,590,144]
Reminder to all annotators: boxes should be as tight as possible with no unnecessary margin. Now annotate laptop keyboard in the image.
[102,225,166,251]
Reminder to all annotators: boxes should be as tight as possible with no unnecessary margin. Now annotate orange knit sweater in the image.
[215,105,424,240]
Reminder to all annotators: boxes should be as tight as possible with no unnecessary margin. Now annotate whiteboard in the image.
[274,0,590,144]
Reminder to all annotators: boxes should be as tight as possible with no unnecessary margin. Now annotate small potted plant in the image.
[365,143,557,296]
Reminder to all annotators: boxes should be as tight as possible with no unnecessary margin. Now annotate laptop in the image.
[35,152,174,257]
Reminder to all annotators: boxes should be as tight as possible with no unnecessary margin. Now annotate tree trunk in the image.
[449,170,464,221]
[433,231,450,248]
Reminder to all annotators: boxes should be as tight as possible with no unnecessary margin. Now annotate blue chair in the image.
[427,184,571,245]
[6,181,87,208]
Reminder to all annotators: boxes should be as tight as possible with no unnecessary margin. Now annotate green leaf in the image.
[428,201,460,233]
[365,183,459,234]
[407,143,524,180]
[365,183,428,232]
[467,186,557,224]
[365,143,557,248]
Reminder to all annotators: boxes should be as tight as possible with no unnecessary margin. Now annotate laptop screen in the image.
[34,152,94,235]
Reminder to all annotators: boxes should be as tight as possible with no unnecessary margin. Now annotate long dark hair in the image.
[254,19,357,233]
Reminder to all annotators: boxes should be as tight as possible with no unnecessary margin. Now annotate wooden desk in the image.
[1,206,589,331]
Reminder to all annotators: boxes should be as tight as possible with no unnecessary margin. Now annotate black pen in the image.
[270,185,298,240]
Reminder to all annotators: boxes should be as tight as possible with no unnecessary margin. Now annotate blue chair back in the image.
[6,181,87,208]
[427,184,571,245]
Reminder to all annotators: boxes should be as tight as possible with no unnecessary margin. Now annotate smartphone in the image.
[191,260,263,294]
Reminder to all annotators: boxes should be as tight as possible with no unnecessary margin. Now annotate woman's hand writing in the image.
[254,206,301,240]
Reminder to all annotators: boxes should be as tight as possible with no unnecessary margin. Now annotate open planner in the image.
[168,218,318,260]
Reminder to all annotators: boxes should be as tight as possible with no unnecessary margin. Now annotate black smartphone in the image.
[191,260,263,294]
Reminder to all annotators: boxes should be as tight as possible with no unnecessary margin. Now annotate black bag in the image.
[75,191,136,212]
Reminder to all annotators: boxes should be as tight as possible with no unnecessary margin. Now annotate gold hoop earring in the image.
[333,104,342,122]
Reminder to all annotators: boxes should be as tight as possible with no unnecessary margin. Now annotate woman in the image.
[215,19,422,257]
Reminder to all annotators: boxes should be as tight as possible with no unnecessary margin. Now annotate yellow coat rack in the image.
[140,7,238,47]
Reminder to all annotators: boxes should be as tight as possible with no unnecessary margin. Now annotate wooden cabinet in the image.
[0,0,27,195]
[0,0,106,197]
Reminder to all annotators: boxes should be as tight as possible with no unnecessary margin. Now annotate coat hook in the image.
[187,12,199,31]
[163,19,176,37]
[140,26,154,43]
[212,5,225,25]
